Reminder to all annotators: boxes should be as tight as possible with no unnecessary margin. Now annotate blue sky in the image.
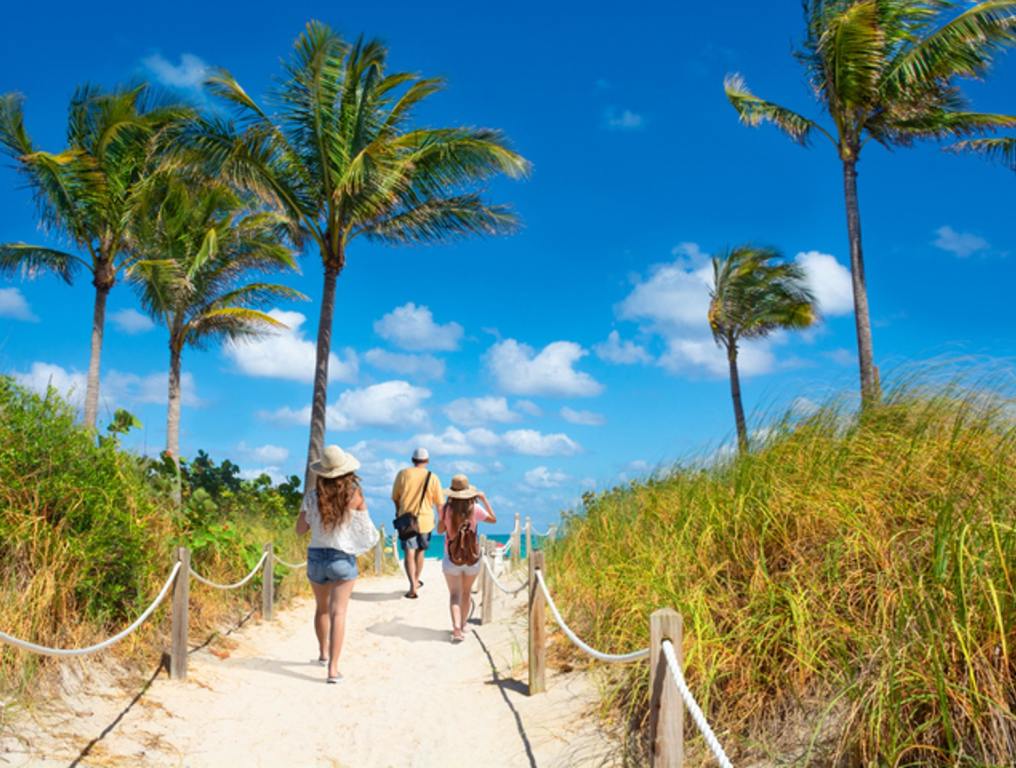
[2,1,1014,531]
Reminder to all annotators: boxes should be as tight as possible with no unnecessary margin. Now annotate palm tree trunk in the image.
[83,280,111,430]
[841,159,879,405]
[305,259,341,487]
[167,341,183,505]
[727,343,748,452]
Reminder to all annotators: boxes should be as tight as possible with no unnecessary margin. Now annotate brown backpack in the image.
[446,506,480,566]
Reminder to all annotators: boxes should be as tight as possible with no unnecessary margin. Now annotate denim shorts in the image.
[401,532,432,552]
[306,547,358,584]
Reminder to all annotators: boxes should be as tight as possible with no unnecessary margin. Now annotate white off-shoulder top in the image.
[302,490,379,555]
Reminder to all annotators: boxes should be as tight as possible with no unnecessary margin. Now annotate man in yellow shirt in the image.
[391,448,444,598]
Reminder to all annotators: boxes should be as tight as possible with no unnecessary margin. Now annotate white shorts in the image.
[441,557,482,577]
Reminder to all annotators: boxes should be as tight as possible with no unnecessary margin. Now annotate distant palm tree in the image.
[724,1,1016,405]
[128,175,304,464]
[709,246,816,452]
[186,21,530,478]
[0,86,191,428]
[952,136,1016,171]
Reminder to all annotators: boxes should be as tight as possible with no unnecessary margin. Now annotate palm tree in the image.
[184,22,530,477]
[952,136,1016,171]
[128,175,304,464]
[709,246,816,452]
[724,1,1016,405]
[0,85,191,428]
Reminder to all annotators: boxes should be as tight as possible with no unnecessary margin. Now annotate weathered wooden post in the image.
[528,550,546,695]
[511,513,521,569]
[525,516,532,562]
[481,540,494,625]
[375,526,384,576]
[649,608,684,767]
[262,542,274,621]
[170,546,190,680]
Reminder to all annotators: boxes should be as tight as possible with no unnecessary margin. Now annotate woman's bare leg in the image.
[459,573,479,633]
[327,579,356,678]
[444,572,464,634]
[310,580,331,660]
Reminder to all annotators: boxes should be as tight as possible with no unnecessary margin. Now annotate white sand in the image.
[2,560,621,767]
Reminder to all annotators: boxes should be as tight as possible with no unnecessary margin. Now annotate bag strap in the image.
[416,471,432,513]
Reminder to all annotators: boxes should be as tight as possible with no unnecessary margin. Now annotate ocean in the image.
[387,532,548,559]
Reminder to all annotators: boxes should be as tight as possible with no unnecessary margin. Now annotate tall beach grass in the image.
[546,379,1015,766]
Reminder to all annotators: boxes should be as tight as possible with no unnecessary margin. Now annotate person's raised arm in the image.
[475,492,496,524]
[296,494,310,535]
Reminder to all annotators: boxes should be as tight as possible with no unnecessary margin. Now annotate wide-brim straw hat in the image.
[310,445,360,478]
[445,473,480,500]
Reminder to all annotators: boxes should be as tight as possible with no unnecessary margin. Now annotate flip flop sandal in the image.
[326,674,343,684]
[405,592,419,599]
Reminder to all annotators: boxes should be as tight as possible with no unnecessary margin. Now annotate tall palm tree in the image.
[128,176,304,463]
[709,246,816,452]
[724,1,1016,405]
[0,85,191,428]
[184,22,530,477]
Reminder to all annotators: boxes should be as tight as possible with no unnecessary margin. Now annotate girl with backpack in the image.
[437,474,497,643]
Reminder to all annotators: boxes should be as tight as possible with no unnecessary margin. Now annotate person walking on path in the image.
[296,445,379,683]
[391,448,444,599]
[437,475,496,642]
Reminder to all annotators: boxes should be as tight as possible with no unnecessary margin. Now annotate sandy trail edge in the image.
[2,560,621,767]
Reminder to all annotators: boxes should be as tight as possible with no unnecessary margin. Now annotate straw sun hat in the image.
[445,474,481,500]
[310,445,360,479]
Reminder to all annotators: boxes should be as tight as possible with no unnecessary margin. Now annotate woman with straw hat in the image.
[436,474,497,643]
[296,445,378,683]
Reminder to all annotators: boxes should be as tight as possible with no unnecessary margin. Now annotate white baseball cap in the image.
[412,447,430,462]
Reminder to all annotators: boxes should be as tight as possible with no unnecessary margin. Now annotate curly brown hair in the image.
[315,473,361,530]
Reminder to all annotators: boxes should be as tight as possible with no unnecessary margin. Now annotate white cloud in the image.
[560,407,606,426]
[658,337,776,377]
[0,288,38,322]
[524,466,570,488]
[486,339,603,397]
[224,309,358,384]
[933,226,989,258]
[143,53,209,89]
[374,303,463,351]
[515,400,542,417]
[791,397,820,417]
[364,349,445,381]
[502,429,581,457]
[795,251,853,316]
[594,330,651,364]
[110,308,154,334]
[262,380,430,432]
[825,348,855,366]
[248,443,289,464]
[444,396,521,426]
[604,108,645,131]
[239,466,287,485]
[446,460,488,475]
[13,363,199,408]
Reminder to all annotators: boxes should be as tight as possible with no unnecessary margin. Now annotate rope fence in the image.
[189,552,268,590]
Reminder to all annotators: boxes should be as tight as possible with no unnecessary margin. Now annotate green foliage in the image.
[546,382,1016,766]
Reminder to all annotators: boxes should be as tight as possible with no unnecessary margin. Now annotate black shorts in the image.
[401,532,431,552]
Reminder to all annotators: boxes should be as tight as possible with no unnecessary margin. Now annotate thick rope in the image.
[481,556,528,596]
[189,552,268,590]
[662,639,734,768]
[0,562,182,657]
[272,554,306,569]
[536,570,649,662]
[531,525,556,538]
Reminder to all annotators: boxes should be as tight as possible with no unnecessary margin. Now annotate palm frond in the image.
[0,244,85,283]
[949,135,1016,170]
[723,74,832,146]
[355,195,519,245]
[819,0,885,111]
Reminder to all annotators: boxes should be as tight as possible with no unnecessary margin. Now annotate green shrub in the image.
[546,383,1015,766]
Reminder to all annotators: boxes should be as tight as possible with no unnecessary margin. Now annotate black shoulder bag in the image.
[394,471,431,541]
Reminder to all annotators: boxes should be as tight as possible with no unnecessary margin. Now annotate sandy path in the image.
[3,560,619,767]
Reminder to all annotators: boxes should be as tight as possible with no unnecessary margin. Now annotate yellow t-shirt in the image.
[391,467,444,534]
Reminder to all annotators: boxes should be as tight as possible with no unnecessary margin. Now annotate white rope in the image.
[272,554,306,569]
[0,562,182,657]
[189,552,268,590]
[481,556,528,596]
[531,525,556,538]
[662,639,734,768]
[536,570,649,662]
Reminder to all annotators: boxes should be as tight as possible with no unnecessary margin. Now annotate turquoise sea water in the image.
[387,532,548,559]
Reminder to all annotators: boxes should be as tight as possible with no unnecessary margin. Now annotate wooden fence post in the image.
[511,513,521,569]
[649,608,684,767]
[170,546,189,680]
[262,543,274,621]
[525,516,532,562]
[528,550,546,695]
[375,525,384,576]
[481,540,494,625]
